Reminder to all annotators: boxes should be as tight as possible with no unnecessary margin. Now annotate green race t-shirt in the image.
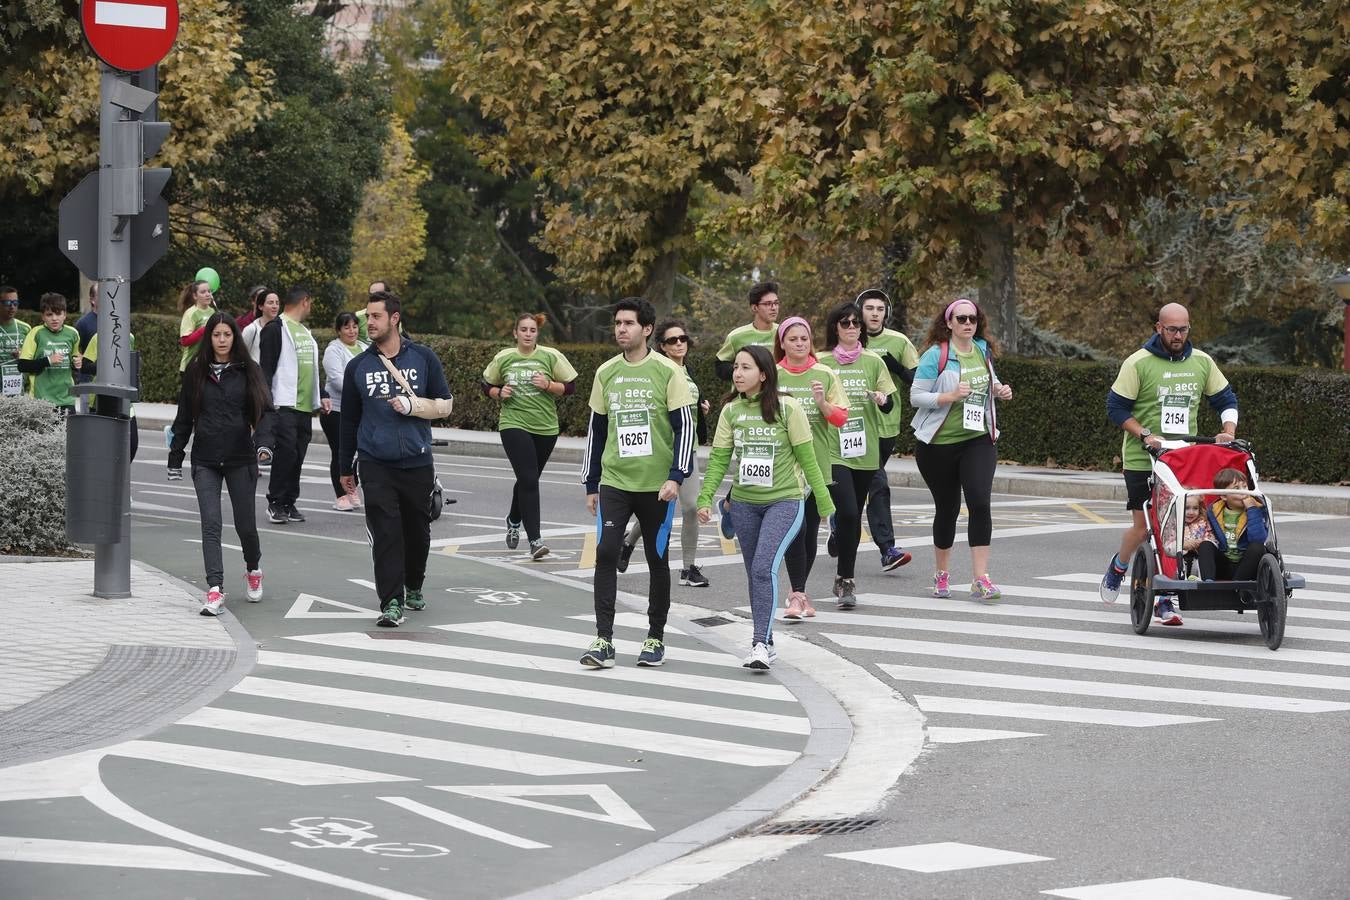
[821,349,897,470]
[483,345,579,436]
[286,316,319,413]
[1111,346,1229,471]
[932,346,993,445]
[704,393,816,504]
[588,351,694,492]
[179,305,213,371]
[776,361,849,481]
[715,322,777,362]
[1221,507,1243,563]
[19,324,80,407]
[0,319,31,397]
[865,328,919,438]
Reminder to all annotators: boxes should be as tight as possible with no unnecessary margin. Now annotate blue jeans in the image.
[728,498,804,645]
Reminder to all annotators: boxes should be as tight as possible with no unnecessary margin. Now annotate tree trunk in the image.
[641,188,690,320]
[977,215,1018,355]
[881,233,911,333]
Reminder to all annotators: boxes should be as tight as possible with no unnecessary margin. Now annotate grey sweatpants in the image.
[191,462,262,589]
[627,456,701,569]
[728,498,804,645]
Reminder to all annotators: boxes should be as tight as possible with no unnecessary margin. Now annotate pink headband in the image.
[778,316,811,342]
[945,298,978,322]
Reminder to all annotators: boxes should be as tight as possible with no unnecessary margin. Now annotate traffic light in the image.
[106,76,171,217]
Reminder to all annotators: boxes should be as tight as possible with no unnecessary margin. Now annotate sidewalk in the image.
[134,402,1350,516]
[0,558,249,768]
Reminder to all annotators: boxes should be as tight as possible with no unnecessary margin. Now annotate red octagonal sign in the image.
[81,0,179,72]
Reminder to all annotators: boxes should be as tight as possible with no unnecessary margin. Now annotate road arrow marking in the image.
[379,796,549,849]
[429,784,653,831]
[284,593,373,619]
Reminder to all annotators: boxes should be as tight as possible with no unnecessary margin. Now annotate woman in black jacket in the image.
[168,312,275,616]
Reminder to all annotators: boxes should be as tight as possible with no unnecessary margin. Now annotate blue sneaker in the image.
[1099,556,1126,605]
[718,497,735,540]
[580,637,616,669]
[1155,595,1183,626]
[636,638,666,667]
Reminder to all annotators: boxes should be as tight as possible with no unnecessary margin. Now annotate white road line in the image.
[1042,876,1290,899]
[568,613,687,635]
[285,632,795,702]
[1282,553,1350,570]
[825,632,1350,692]
[108,739,417,785]
[924,727,1043,744]
[1323,546,1350,553]
[824,597,1350,652]
[0,836,259,875]
[187,538,242,552]
[914,696,1217,728]
[1047,569,1350,588]
[255,650,808,734]
[989,579,1350,617]
[379,796,549,850]
[231,677,800,768]
[431,525,591,548]
[434,621,744,668]
[877,664,1350,713]
[178,706,637,776]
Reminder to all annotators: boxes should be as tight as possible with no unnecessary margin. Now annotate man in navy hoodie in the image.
[339,291,452,627]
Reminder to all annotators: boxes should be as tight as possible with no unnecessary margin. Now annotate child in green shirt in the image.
[17,292,82,411]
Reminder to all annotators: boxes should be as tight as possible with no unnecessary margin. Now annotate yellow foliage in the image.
[345,117,430,305]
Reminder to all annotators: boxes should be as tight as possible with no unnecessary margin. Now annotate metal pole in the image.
[93,64,134,599]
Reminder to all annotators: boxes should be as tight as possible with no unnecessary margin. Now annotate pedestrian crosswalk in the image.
[766,553,1350,745]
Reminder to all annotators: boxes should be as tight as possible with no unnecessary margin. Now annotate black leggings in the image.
[828,465,876,579]
[594,485,673,642]
[785,493,823,592]
[500,428,558,542]
[915,435,997,549]
[318,410,351,498]
[1197,541,1264,582]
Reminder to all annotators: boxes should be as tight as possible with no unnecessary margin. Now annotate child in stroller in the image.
[1197,466,1268,582]
[1181,491,1216,579]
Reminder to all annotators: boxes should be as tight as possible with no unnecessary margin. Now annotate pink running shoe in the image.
[932,570,951,599]
[201,587,225,617]
[801,596,817,617]
[783,592,806,621]
[246,570,263,602]
[970,574,1002,600]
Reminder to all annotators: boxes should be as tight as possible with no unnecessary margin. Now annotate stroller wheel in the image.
[1129,546,1154,636]
[1256,553,1286,651]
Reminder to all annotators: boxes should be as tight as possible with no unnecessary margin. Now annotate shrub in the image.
[0,396,74,555]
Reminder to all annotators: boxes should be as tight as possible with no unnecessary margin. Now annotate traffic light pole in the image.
[92,64,136,598]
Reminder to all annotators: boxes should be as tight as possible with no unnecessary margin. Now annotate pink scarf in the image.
[832,343,863,365]
[780,354,817,374]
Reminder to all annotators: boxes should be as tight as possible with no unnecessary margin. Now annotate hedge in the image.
[0,396,74,554]
[126,313,1350,484]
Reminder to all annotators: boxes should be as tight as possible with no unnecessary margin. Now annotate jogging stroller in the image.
[1129,437,1305,650]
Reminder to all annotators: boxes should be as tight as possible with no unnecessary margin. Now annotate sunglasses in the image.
[662,335,690,345]
[1,300,18,307]
[950,314,978,325]
[839,319,861,328]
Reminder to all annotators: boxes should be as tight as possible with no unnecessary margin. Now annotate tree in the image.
[1166,0,1350,261]
[726,0,1178,352]
[439,0,760,316]
[343,116,430,305]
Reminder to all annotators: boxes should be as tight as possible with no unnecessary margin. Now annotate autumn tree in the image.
[344,116,430,305]
[727,0,1178,352]
[440,0,761,317]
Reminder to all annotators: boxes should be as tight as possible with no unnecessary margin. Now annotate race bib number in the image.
[839,417,866,459]
[1160,394,1191,435]
[962,391,986,432]
[1,371,20,397]
[616,409,653,458]
[738,443,775,487]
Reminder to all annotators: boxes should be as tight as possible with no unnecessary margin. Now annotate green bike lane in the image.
[0,515,844,900]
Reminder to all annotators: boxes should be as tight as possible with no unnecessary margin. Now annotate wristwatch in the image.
[1138,427,1153,441]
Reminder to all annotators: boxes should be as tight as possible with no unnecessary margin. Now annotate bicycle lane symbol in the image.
[261,817,449,859]
[444,586,540,606]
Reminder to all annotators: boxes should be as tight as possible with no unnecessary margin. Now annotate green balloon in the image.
[194,267,220,292]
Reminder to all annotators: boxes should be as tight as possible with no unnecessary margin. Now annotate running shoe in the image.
[200,586,225,617]
[285,504,306,523]
[267,503,288,524]
[932,570,951,599]
[349,494,363,510]
[881,547,912,571]
[616,541,635,573]
[580,637,616,669]
[833,576,857,610]
[680,565,709,587]
[636,638,666,667]
[1155,595,1183,626]
[1099,555,1127,604]
[970,574,1002,601]
[783,591,806,620]
[333,495,354,511]
[245,570,263,603]
[801,596,817,617]
[376,599,405,627]
[505,518,521,550]
[404,588,425,611]
[743,642,771,670]
[767,642,779,664]
[718,496,735,540]
[530,539,549,560]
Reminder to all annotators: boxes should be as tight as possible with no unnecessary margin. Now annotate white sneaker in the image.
[245,570,263,602]
[767,643,778,664]
[201,587,225,617]
[743,642,771,670]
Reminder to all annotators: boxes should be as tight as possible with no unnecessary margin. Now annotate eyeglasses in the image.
[1161,325,1191,336]
[950,314,977,325]
[838,319,861,328]
[755,300,780,307]
[1,300,18,307]
[662,335,690,345]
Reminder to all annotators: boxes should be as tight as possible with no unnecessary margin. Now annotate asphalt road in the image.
[67,429,1350,898]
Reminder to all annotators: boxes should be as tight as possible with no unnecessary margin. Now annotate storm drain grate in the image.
[755,818,883,836]
[690,616,735,627]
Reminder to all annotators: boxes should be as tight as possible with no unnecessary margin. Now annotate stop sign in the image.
[81,0,179,72]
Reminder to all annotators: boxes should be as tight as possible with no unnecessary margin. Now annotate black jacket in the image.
[169,364,274,469]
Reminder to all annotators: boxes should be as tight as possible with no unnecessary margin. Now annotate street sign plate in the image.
[81,0,179,72]
[58,172,100,280]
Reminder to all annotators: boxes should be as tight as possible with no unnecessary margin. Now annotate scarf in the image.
[779,354,818,374]
[832,344,863,365]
